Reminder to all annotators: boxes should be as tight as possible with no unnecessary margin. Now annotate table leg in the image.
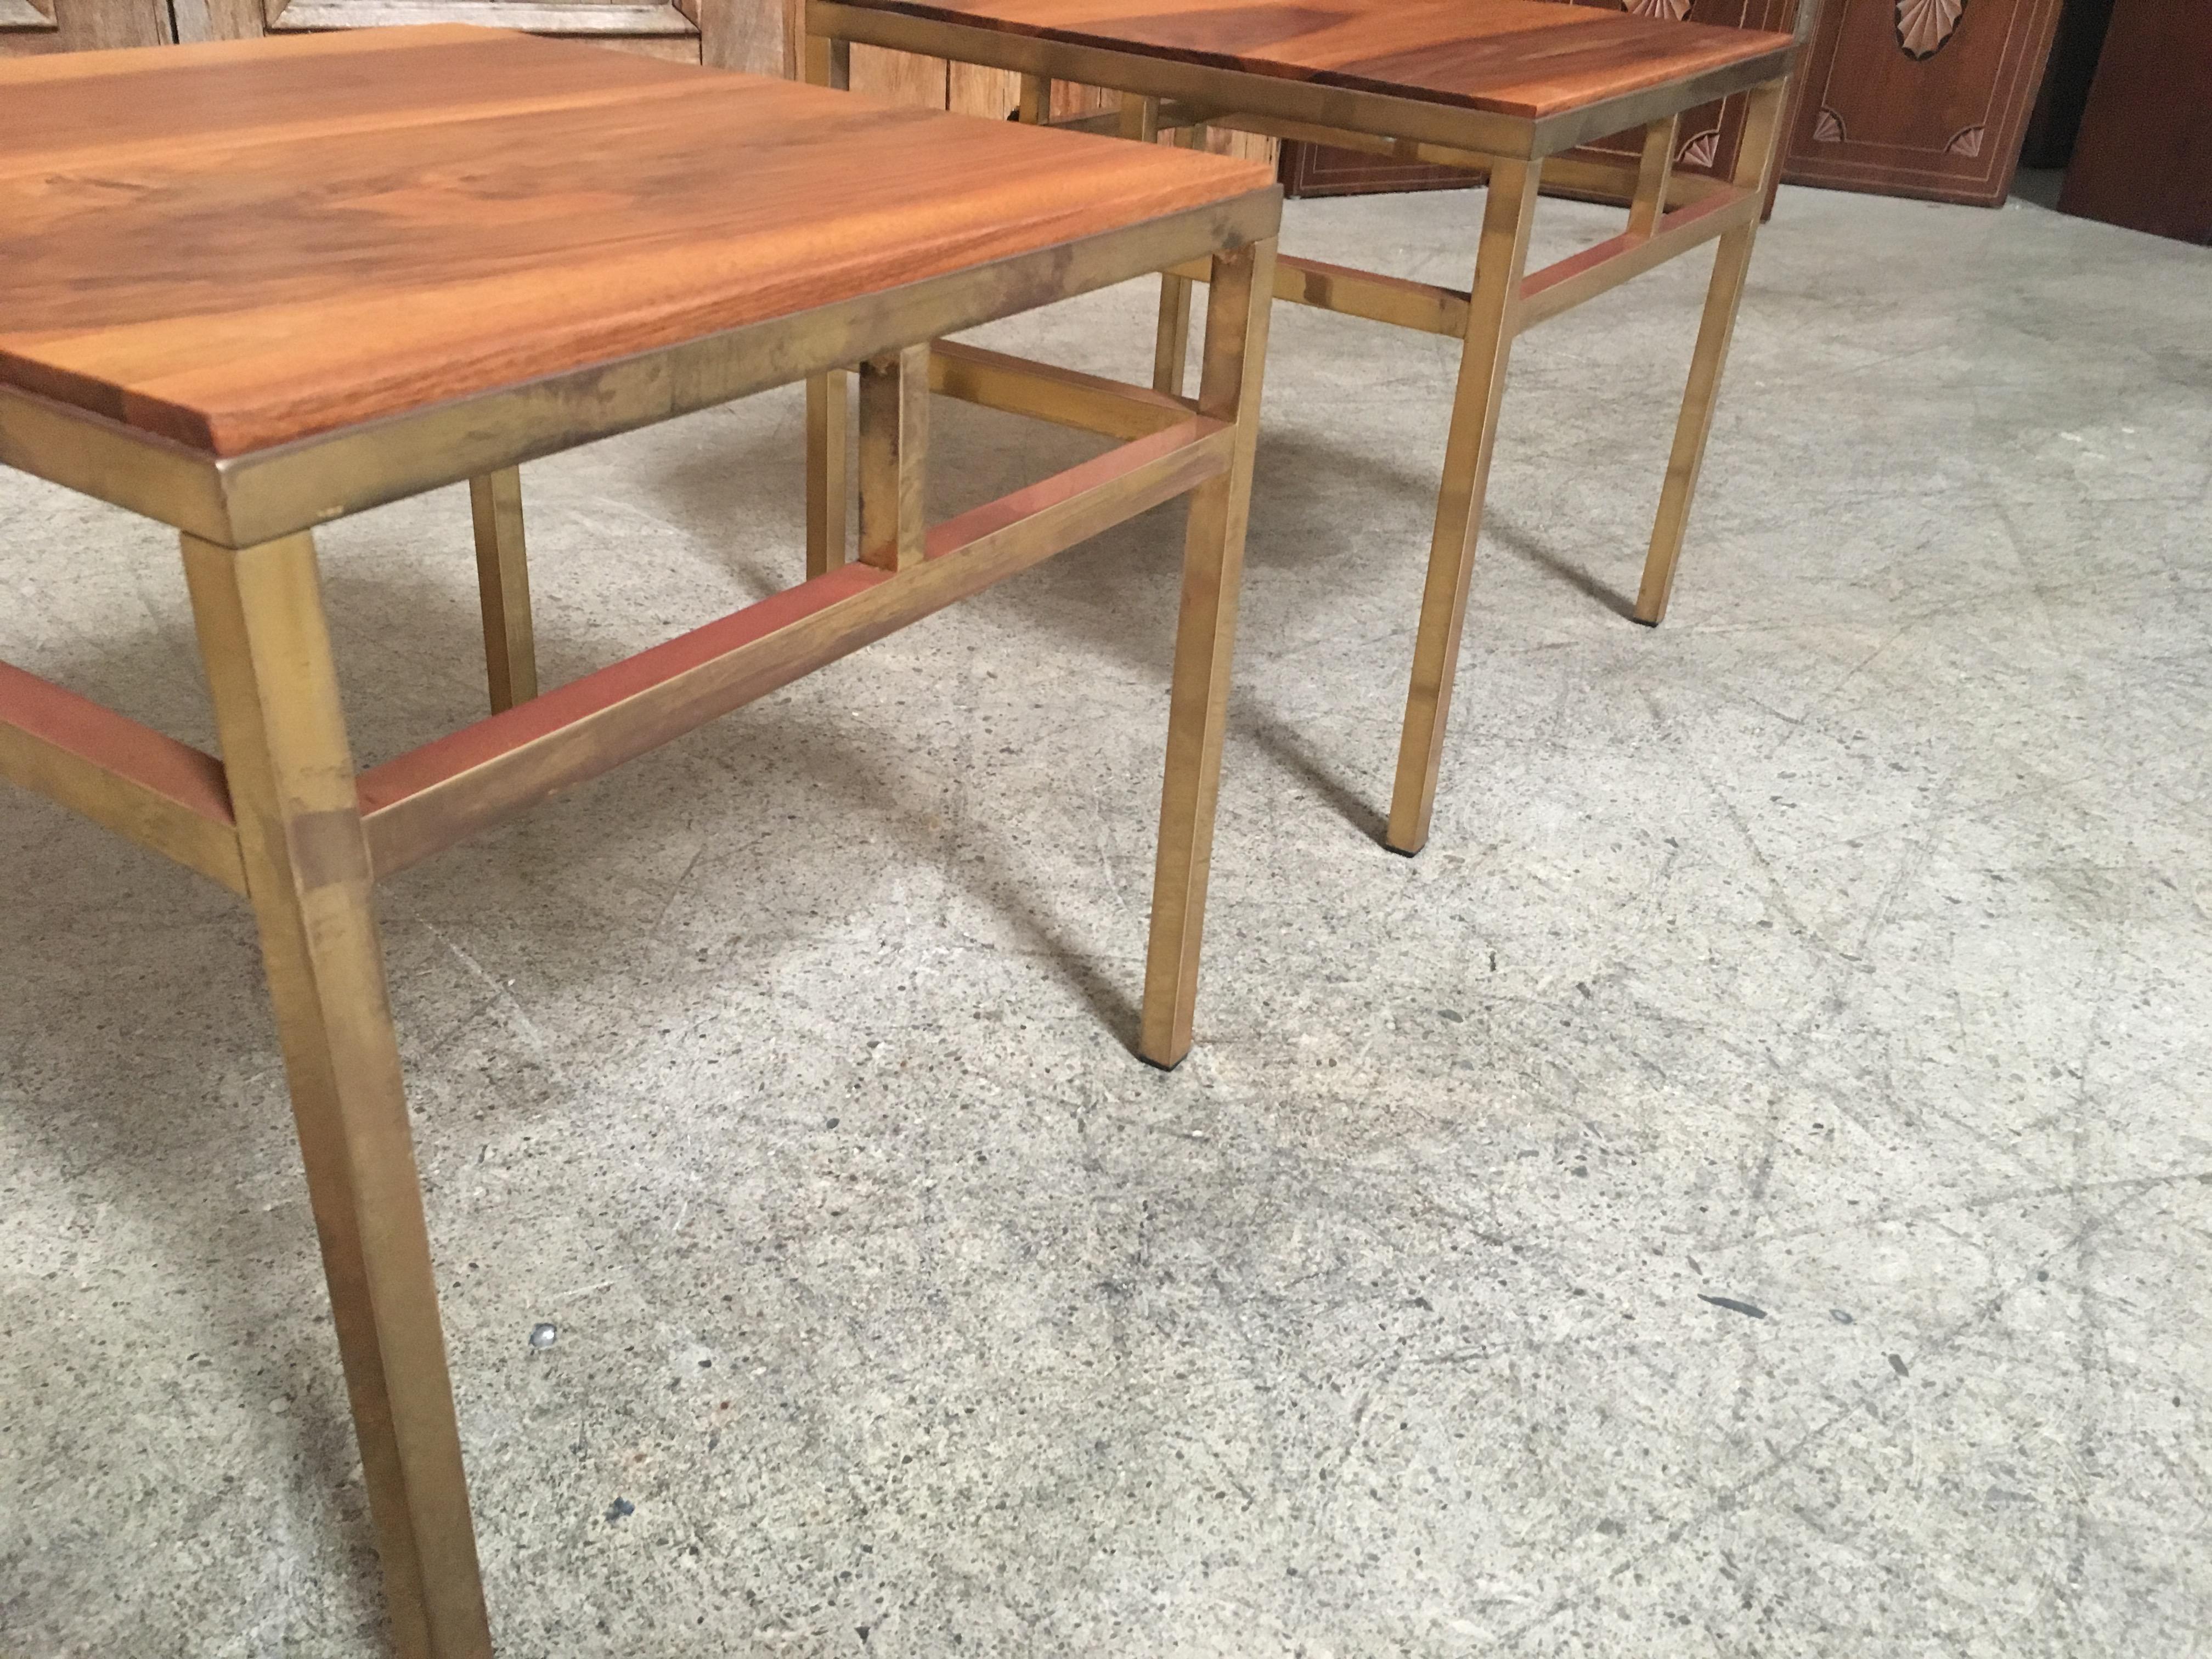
[1634,81,1787,626]
[806,367,850,578]
[469,466,535,713]
[1385,157,1541,857]
[181,530,491,1659]
[1139,235,1276,1070]
[1017,72,1049,123]
[802,29,852,580]
[856,343,929,572]
[1152,125,1205,396]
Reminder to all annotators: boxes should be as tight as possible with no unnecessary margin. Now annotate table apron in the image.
[0,194,1275,550]
[810,1,1536,156]
[808,1,1795,162]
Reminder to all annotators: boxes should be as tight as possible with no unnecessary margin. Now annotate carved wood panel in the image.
[1780,0,2064,204]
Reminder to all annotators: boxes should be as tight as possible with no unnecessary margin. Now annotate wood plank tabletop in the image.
[826,0,1796,123]
[0,27,1275,458]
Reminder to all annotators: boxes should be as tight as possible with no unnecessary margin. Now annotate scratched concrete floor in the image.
[4,178,2209,1658]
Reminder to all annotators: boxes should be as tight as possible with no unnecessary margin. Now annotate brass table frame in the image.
[0,193,1278,1656]
[806,2,1798,854]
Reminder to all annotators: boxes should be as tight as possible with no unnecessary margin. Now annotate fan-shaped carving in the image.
[1946,124,1984,156]
[1624,0,1694,18]
[1813,106,1846,143]
[1677,128,1720,168]
[1896,0,1965,58]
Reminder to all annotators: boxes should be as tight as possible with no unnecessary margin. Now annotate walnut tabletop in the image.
[823,0,1796,122]
[0,26,1274,458]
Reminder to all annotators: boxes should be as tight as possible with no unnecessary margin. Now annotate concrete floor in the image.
[3,178,2208,1658]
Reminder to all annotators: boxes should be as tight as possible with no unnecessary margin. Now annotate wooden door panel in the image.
[1781,0,2064,204]
[2056,0,2212,242]
[947,54,1020,117]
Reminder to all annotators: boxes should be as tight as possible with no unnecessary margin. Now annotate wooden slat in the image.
[1517,185,1757,329]
[857,342,929,571]
[589,37,708,61]
[358,419,1231,875]
[929,340,1200,438]
[0,660,245,891]
[169,0,266,42]
[695,0,785,72]
[946,55,1019,117]
[269,1,697,32]
[850,40,949,104]
[55,0,168,49]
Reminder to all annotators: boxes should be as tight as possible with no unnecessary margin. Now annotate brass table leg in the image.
[856,343,930,572]
[1017,71,1049,123]
[1152,123,1205,396]
[804,30,854,581]
[469,466,536,713]
[806,368,851,578]
[1139,234,1276,1070]
[1635,81,1787,626]
[1385,157,1541,857]
[182,530,492,1659]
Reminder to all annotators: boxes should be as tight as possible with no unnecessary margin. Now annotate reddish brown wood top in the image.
[0,27,1274,458]
[827,0,1796,121]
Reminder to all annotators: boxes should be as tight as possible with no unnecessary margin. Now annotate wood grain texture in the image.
[851,38,950,101]
[0,25,1273,456]
[828,0,1795,120]
[55,0,169,49]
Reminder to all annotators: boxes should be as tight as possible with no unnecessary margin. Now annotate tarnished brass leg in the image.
[1385,157,1541,857]
[806,368,849,578]
[802,31,854,580]
[1152,124,1206,396]
[856,342,929,572]
[1118,90,1159,142]
[1627,114,1679,241]
[803,29,849,90]
[1139,235,1277,1070]
[468,466,535,713]
[1635,81,1787,626]
[181,531,490,1659]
